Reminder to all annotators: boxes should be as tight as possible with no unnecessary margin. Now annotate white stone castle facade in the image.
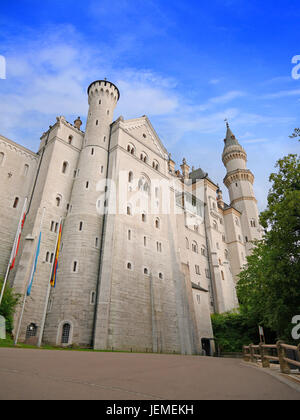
[0,80,262,355]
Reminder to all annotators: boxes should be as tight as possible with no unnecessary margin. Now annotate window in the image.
[101,166,104,174]
[13,197,19,209]
[24,164,29,176]
[62,161,68,174]
[159,273,163,280]
[26,323,38,339]
[56,195,62,207]
[140,152,148,163]
[61,323,71,344]
[205,269,210,279]
[46,252,50,262]
[221,271,225,281]
[196,295,201,304]
[245,236,248,243]
[144,268,149,275]
[152,160,159,171]
[144,236,147,247]
[127,205,132,216]
[128,171,133,183]
[0,152,4,166]
[127,144,135,155]
[195,265,200,275]
[95,237,99,248]
[68,136,73,145]
[103,136,106,143]
[225,249,229,260]
[73,261,78,273]
[250,219,256,228]
[155,218,160,229]
[79,221,83,231]
[127,262,132,270]
[55,223,59,233]
[96,120,99,126]
[157,242,162,253]
[91,148,95,155]
[128,230,131,241]
[192,241,198,253]
[142,213,147,222]
[186,238,189,249]
[107,110,109,115]
[90,291,96,305]
[99,100,102,105]
[201,247,206,256]
[50,253,54,264]
[86,181,89,189]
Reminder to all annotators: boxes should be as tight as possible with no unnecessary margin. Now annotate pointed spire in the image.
[223,120,240,148]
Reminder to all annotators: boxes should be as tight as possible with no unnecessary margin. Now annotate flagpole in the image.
[37,217,62,348]
[14,207,45,346]
[0,197,28,307]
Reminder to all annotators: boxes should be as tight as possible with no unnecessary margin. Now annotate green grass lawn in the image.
[0,336,159,354]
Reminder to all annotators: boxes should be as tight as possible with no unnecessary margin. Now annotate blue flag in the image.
[27,232,42,296]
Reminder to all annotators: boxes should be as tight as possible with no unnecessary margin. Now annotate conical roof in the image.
[223,122,240,149]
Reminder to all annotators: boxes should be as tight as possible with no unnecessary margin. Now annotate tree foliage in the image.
[237,154,300,342]
[0,279,20,333]
[289,128,300,140]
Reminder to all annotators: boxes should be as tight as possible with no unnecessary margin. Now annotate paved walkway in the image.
[0,348,299,400]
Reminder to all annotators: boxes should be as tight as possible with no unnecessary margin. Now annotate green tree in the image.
[0,279,20,333]
[289,128,300,140]
[237,154,300,342]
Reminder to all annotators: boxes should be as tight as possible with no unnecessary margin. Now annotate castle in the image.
[0,79,262,355]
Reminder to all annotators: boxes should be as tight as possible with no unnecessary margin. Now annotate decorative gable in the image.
[121,116,168,159]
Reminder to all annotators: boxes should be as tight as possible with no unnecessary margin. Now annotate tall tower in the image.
[44,80,120,347]
[222,123,262,255]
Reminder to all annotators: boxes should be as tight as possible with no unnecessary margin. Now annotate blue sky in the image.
[0,0,299,209]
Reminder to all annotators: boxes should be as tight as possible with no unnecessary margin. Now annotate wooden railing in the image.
[243,341,300,374]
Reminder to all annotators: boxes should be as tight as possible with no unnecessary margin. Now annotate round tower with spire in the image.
[222,122,262,254]
[43,80,120,347]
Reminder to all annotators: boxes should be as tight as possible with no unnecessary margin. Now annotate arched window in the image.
[13,197,19,209]
[0,152,4,166]
[152,160,159,171]
[159,273,163,280]
[144,268,149,275]
[186,238,189,249]
[192,241,198,253]
[68,136,73,145]
[56,195,62,207]
[62,161,68,174]
[26,323,38,339]
[201,246,206,256]
[23,164,29,176]
[61,323,71,344]
[140,152,148,163]
[127,205,132,216]
[127,262,132,270]
[127,143,135,155]
[155,218,160,229]
[90,291,96,305]
[128,171,133,183]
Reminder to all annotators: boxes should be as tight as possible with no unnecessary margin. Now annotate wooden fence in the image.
[243,341,300,374]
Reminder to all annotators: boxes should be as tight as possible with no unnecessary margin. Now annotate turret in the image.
[222,122,262,254]
[43,79,120,347]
